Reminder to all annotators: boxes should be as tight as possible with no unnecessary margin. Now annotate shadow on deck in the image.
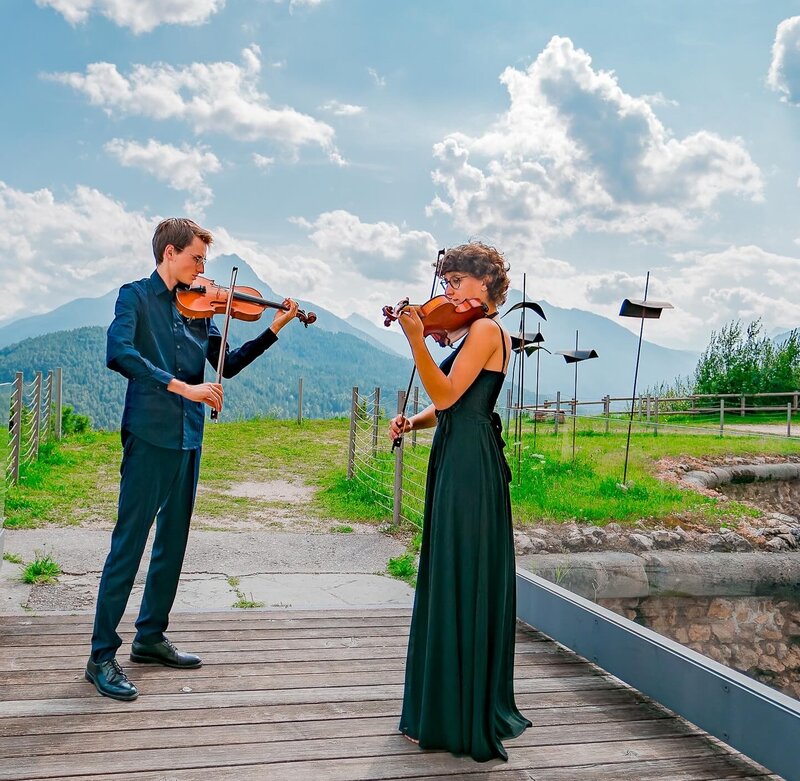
[0,609,777,780]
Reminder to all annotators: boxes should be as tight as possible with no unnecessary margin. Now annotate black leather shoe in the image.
[130,637,202,669]
[85,658,138,701]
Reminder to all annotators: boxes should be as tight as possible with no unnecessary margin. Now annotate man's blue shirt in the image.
[106,270,277,450]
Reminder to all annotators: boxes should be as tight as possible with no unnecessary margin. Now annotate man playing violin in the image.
[85,217,299,701]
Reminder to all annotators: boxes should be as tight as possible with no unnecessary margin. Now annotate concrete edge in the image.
[518,551,800,600]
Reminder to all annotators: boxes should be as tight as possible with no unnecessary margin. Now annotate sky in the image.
[1,0,800,350]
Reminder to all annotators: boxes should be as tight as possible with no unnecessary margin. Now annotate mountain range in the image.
[0,254,716,427]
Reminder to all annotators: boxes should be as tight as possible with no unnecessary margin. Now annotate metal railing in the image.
[516,569,800,781]
[6,369,62,485]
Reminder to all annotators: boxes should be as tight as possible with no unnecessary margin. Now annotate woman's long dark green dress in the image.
[400,321,531,762]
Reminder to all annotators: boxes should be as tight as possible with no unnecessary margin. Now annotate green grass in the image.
[387,552,417,586]
[21,553,62,584]
[324,415,798,529]
[5,414,798,532]
[4,418,355,529]
[226,574,265,609]
[3,552,23,564]
[330,524,354,533]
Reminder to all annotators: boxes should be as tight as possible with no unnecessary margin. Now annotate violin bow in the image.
[392,248,446,451]
[210,266,238,422]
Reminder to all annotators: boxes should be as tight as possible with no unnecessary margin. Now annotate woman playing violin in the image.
[86,217,299,703]
[389,242,531,762]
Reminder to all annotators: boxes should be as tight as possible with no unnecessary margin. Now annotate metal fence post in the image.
[793,391,798,412]
[9,372,23,485]
[412,386,419,448]
[719,398,725,437]
[393,390,405,527]
[505,387,512,437]
[604,394,610,433]
[297,377,303,425]
[44,371,53,439]
[372,386,381,457]
[740,394,745,417]
[32,371,42,460]
[54,367,63,440]
[653,396,659,436]
[347,387,358,479]
[788,402,793,438]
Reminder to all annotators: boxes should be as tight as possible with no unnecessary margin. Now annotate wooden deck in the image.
[0,609,779,781]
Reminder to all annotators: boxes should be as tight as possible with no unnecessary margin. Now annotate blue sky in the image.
[2,0,799,349]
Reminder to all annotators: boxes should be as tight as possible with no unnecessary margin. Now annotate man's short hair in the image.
[152,218,213,264]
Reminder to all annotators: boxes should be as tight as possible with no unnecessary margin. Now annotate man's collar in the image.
[150,268,173,298]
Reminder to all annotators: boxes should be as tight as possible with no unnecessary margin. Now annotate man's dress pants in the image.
[91,431,200,662]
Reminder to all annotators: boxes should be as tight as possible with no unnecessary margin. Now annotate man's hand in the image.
[270,298,299,334]
[170,380,224,412]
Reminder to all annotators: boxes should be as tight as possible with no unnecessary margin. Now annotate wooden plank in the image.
[1,714,681,761]
[0,651,576,685]
[4,735,733,781]
[37,755,774,781]
[0,634,412,659]
[1,662,594,701]
[0,702,670,756]
[0,640,561,673]
[0,612,773,781]
[0,689,647,738]
[0,614,419,636]
[0,607,415,625]
[0,676,617,718]
[0,624,413,647]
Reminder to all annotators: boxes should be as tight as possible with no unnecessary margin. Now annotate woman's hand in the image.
[388,414,412,441]
[398,305,424,343]
[270,298,299,333]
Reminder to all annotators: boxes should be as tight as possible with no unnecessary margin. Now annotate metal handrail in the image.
[516,569,800,781]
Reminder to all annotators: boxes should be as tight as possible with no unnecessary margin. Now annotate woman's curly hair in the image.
[437,242,510,305]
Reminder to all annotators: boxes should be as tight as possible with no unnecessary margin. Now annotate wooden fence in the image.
[530,389,799,437]
[6,369,62,485]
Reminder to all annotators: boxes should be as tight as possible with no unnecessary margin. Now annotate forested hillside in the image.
[0,323,414,430]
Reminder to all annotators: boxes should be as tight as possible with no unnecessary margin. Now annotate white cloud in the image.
[367,67,386,88]
[430,36,763,254]
[105,138,221,214]
[289,0,324,10]
[0,181,155,321]
[48,46,342,162]
[579,245,800,349]
[36,0,224,34]
[293,210,438,282]
[768,16,800,105]
[320,100,365,117]
[252,153,275,170]
[0,180,439,334]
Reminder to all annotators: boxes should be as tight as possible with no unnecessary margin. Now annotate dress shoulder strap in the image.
[489,315,508,372]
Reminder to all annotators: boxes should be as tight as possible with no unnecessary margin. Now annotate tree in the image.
[693,320,799,400]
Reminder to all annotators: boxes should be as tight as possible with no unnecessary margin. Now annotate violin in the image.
[176,276,316,327]
[382,295,488,347]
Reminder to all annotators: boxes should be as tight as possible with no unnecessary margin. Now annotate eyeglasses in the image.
[439,275,466,291]
[183,249,207,267]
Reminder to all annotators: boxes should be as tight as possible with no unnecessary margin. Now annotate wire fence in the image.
[347,384,800,528]
[6,369,63,485]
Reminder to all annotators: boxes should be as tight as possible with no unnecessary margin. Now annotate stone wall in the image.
[599,595,800,700]
[719,478,800,517]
